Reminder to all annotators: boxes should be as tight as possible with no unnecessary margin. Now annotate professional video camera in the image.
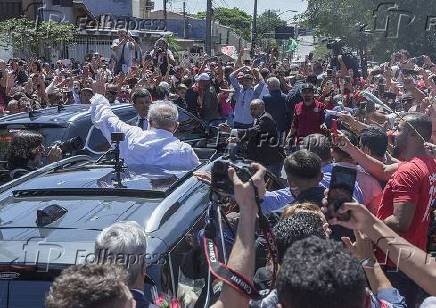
[326,38,360,78]
[326,38,345,56]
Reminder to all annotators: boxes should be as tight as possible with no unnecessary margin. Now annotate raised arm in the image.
[338,135,398,181]
[212,164,266,308]
[332,203,436,296]
[90,94,143,144]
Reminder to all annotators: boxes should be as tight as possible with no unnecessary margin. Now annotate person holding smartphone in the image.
[111,29,135,75]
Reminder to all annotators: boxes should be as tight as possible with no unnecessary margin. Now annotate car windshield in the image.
[0,127,66,161]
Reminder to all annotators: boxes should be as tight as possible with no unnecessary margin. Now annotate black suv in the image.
[0,104,218,160]
[0,152,284,307]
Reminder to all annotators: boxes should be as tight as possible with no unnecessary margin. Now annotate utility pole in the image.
[163,0,168,30]
[205,0,212,55]
[251,0,258,57]
[183,1,187,39]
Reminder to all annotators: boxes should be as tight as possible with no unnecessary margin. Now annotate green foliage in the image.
[256,10,287,49]
[167,34,182,52]
[304,0,436,61]
[0,17,78,58]
[195,7,252,41]
[257,10,287,39]
[312,44,329,60]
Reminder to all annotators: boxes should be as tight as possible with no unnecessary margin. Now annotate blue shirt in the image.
[229,75,265,125]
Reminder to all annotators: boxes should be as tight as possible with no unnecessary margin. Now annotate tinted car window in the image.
[176,109,205,141]
[0,126,66,161]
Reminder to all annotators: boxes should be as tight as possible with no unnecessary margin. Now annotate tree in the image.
[303,0,436,62]
[256,10,287,49]
[195,7,252,41]
[0,17,78,59]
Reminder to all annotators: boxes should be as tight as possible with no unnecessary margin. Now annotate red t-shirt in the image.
[292,100,325,138]
[376,156,436,258]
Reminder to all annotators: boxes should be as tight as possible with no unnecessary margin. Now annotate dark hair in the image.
[403,112,432,142]
[284,149,322,180]
[32,60,42,72]
[155,86,168,100]
[131,89,151,104]
[360,126,388,157]
[7,130,43,169]
[332,129,358,161]
[274,212,326,262]
[277,237,366,308]
[301,134,332,163]
[46,264,131,308]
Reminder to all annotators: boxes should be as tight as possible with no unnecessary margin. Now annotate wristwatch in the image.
[360,256,376,268]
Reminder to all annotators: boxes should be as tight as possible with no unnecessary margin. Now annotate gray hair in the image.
[95,221,147,287]
[251,98,265,111]
[267,77,281,91]
[147,100,178,130]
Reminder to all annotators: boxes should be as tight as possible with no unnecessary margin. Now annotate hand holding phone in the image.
[325,166,357,221]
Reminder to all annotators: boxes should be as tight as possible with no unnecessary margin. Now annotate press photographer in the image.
[5,130,63,180]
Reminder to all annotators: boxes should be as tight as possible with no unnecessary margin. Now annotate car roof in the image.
[0,159,209,266]
[0,160,200,232]
[0,104,132,127]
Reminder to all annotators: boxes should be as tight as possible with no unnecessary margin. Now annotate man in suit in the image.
[262,77,294,144]
[128,89,153,130]
[95,221,158,308]
[220,99,284,177]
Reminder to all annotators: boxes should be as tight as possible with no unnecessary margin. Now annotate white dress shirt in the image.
[90,94,200,171]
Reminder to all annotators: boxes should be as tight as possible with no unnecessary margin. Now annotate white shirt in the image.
[90,94,200,171]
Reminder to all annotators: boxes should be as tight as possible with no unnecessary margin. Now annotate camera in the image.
[52,136,84,155]
[210,158,255,197]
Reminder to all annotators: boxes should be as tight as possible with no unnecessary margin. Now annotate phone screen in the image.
[326,166,357,220]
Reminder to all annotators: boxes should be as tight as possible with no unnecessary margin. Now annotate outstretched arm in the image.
[90,94,143,143]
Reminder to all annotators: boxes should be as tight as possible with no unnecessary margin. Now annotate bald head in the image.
[250,99,265,118]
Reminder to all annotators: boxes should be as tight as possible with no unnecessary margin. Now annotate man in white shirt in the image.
[91,95,200,170]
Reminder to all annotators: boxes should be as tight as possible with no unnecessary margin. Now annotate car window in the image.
[84,106,137,154]
[85,125,110,154]
[176,109,205,141]
[0,127,66,161]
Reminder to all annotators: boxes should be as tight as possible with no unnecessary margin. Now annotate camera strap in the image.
[249,179,279,290]
[202,197,261,299]
[202,180,279,300]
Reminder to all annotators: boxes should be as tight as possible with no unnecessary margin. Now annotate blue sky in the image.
[155,0,308,21]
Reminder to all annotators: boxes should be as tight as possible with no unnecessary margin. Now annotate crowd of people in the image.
[0,28,436,308]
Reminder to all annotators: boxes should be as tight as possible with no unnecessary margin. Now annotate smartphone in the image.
[326,166,357,221]
[244,59,252,66]
[327,68,333,78]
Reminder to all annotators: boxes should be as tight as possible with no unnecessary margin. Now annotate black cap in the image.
[301,83,314,91]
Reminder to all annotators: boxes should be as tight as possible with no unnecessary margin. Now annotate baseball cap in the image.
[301,83,314,91]
[195,72,211,81]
